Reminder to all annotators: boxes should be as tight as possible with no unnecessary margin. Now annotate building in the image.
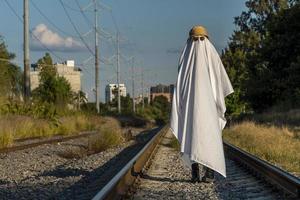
[105,84,127,103]
[150,84,174,103]
[30,60,81,92]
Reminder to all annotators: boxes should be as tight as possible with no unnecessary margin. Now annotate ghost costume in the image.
[170,29,233,178]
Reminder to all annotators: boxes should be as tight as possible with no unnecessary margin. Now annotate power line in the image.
[109,10,119,32]
[3,0,98,72]
[4,0,99,97]
[75,0,93,28]
[58,0,95,57]
[4,0,23,22]
[30,0,79,38]
[61,1,86,13]
[75,0,113,41]
[4,0,64,62]
[59,0,108,66]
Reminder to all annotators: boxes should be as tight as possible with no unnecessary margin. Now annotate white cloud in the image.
[30,24,86,52]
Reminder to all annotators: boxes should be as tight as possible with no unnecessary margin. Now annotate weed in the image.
[0,131,13,148]
[57,147,87,159]
[88,118,124,153]
[167,135,180,151]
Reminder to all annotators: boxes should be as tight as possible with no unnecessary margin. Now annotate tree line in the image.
[0,43,86,119]
[0,40,170,124]
[223,0,300,114]
[3,0,298,119]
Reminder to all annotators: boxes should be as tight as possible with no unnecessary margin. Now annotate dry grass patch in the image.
[57,117,125,159]
[0,115,56,148]
[0,114,128,152]
[223,121,300,175]
[88,117,124,153]
[0,114,100,149]
[58,115,93,135]
[57,147,87,159]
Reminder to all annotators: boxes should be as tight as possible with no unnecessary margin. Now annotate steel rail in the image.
[92,125,168,200]
[224,142,300,198]
[0,131,97,154]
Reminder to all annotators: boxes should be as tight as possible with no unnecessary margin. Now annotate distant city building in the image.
[150,84,174,103]
[105,84,127,103]
[30,60,81,92]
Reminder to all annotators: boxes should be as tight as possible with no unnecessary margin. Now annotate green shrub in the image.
[167,135,180,151]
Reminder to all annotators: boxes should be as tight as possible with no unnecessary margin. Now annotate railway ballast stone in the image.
[132,130,219,200]
[132,130,286,200]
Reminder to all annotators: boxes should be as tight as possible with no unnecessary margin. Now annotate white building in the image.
[105,84,127,103]
[30,60,81,93]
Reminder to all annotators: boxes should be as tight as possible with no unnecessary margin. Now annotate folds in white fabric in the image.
[170,37,233,177]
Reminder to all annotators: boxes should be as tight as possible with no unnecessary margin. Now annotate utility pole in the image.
[94,0,100,113]
[117,32,121,114]
[131,57,135,113]
[23,0,30,102]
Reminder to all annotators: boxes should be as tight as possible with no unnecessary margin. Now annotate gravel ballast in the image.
[0,127,159,200]
[131,130,285,200]
[132,130,219,200]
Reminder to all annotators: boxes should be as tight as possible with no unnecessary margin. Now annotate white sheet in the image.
[170,37,233,177]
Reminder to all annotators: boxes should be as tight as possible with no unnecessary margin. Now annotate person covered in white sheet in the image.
[170,25,234,183]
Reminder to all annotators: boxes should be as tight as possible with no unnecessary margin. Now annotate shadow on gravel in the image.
[39,166,90,178]
[39,127,162,200]
[59,143,88,149]
[140,174,190,183]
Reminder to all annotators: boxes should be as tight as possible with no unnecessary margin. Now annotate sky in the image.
[0,0,246,102]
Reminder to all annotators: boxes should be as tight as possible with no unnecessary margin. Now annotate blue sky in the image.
[0,0,246,102]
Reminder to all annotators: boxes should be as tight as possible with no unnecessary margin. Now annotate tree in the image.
[121,94,132,115]
[73,90,88,110]
[37,52,53,66]
[32,53,73,107]
[0,36,22,102]
[261,4,300,107]
[137,95,171,125]
[222,0,299,112]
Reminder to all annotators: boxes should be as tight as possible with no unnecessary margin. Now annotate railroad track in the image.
[0,131,97,154]
[0,127,163,200]
[224,142,300,199]
[92,127,300,200]
[92,125,168,200]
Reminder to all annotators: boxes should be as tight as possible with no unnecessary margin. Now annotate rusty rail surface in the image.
[0,131,97,154]
[92,125,168,200]
[224,142,300,198]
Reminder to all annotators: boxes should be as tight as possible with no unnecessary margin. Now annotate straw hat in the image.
[189,25,209,39]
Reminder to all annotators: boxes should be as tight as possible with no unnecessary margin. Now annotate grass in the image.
[0,112,125,157]
[166,134,180,151]
[57,147,87,159]
[0,114,102,148]
[58,117,124,158]
[57,115,93,135]
[87,117,124,153]
[233,109,300,130]
[223,121,300,176]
